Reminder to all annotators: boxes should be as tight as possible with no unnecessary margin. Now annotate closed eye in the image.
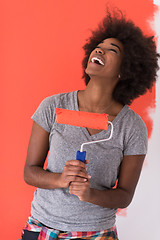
[96,46,117,53]
[109,49,117,53]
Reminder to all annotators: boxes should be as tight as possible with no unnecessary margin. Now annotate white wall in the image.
[117,4,160,240]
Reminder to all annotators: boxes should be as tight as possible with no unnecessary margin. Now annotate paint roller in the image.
[55,108,113,163]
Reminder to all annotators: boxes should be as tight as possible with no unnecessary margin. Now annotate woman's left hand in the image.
[69,179,92,202]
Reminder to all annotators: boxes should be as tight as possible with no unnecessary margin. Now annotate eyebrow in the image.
[100,41,121,52]
[110,43,121,52]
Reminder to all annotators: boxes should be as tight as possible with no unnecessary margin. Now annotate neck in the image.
[82,80,115,113]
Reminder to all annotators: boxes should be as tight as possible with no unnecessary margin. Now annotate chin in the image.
[85,70,103,81]
[85,67,97,78]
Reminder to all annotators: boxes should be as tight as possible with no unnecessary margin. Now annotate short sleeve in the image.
[31,97,55,133]
[124,117,148,156]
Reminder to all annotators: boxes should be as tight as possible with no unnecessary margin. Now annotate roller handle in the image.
[76,150,86,163]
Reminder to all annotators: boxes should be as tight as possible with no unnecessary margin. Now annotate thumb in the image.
[85,159,90,164]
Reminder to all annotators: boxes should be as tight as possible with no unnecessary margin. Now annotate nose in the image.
[96,48,104,55]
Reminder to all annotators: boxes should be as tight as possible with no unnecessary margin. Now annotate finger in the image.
[65,167,91,179]
[69,185,84,192]
[70,167,89,176]
[67,176,88,183]
[65,160,87,168]
[63,166,87,177]
[70,176,88,182]
[69,190,81,195]
[69,183,89,195]
[70,181,89,187]
[85,160,90,164]
[69,188,80,195]
[66,165,87,173]
[71,171,91,179]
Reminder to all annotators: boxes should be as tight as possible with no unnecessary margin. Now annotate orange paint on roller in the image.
[55,108,108,130]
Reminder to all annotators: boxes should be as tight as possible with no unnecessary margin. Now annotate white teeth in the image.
[91,57,104,65]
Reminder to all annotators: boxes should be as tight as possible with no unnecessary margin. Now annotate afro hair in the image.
[82,9,159,105]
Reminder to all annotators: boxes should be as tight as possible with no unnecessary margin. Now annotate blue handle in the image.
[76,150,86,163]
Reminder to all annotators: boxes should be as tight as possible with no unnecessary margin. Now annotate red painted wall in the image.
[0,0,156,239]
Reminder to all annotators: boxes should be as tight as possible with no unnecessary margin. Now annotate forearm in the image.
[24,165,62,189]
[88,187,132,209]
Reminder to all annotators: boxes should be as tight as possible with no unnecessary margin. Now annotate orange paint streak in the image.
[55,108,108,130]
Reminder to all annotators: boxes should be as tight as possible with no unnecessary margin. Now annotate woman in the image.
[21,10,159,240]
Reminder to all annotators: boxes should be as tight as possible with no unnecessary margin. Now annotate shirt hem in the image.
[31,210,116,232]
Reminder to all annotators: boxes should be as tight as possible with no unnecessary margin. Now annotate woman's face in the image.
[85,38,124,81]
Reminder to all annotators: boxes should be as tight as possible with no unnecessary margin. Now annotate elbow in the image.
[24,175,30,185]
[24,165,32,185]
[118,199,132,209]
[117,190,133,209]
[24,169,29,185]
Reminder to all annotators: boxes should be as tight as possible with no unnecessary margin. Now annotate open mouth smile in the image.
[90,56,105,66]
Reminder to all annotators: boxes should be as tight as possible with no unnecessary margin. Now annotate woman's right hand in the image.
[59,160,91,188]
[24,121,91,189]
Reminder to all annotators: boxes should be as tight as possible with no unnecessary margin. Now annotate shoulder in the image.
[114,105,147,136]
[125,106,147,133]
[123,106,148,152]
[31,91,77,132]
[39,91,76,109]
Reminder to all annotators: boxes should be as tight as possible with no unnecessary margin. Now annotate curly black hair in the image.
[82,9,159,105]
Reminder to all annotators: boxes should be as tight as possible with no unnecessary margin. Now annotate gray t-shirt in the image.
[31,90,148,231]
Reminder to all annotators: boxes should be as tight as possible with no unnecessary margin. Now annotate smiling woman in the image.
[82,10,159,106]
[85,38,124,90]
[21,8,159,240]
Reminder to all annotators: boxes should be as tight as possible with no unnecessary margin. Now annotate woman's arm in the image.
[24,121,60,189]
[69,154,145,208]
[24,121,90,189]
